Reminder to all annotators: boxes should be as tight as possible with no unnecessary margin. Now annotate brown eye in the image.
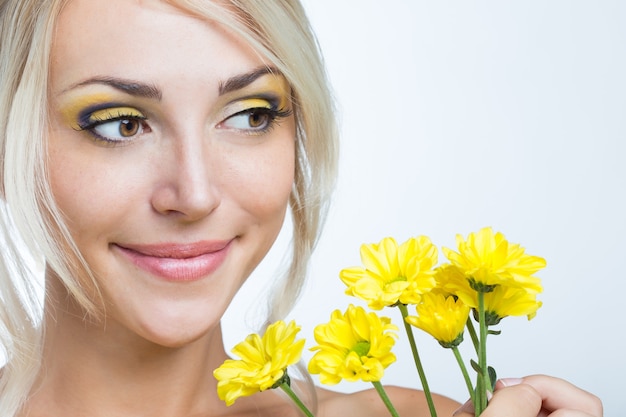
[222,108,273,131]
[219,104,292,134]
[119,119,141,137]
[79,107,149,143]
[248,111,270,129]
[91,118,147,142]
[249,111,270,128]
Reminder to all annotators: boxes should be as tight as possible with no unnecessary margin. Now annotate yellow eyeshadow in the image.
[225,74,291,109]
[260,76,291,108]
[233,98,273,111]
[88,107,144,122]
[59,93,116,128]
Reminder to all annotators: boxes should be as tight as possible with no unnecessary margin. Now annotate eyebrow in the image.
[69,77,163,100]
[64,66,280,100]
[218,66,279,96]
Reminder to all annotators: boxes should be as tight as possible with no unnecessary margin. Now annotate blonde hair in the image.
[0,0,338,415]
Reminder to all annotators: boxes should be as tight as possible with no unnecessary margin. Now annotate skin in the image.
[455,376,603,417]
[22,1,603,416]
[35,0,296,415]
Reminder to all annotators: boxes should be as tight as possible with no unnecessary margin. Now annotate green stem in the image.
[280,382,315,417]
[474,369,483,417]
[397,304,438,417]
[476,292,490,415]
[452,346,475,405]
[465,316,479,356]
[372,380,401,417]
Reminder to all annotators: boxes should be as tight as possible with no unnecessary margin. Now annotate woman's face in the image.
[47,0,295,346]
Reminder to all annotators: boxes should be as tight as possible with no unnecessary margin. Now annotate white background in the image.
[222,1,625,415]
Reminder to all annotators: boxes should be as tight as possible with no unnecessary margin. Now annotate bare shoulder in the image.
[316,386,460,417]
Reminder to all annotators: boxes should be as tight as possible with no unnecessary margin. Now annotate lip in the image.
[114,240,233,282]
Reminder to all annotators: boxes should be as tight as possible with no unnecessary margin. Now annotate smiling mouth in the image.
[114,240,233,282]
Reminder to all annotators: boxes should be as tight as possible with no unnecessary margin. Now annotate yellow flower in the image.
[477,286,543,325]
[433,263,472,298]
[486,285,542,323]
[442,227,546,293]
[340,236,438,309]
[405,291,470,348]
[308,304,398,384]
[214,320,305,406]
[434,263,542,324]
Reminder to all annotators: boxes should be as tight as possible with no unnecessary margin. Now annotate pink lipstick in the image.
[114,240,232,282]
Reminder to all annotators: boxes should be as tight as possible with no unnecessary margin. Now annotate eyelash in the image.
[73,103,293,144]
[75,110,149,145]
[220,106,293,134]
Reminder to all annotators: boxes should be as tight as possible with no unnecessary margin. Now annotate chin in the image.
[115,300,227,350]
[136,320,220,350]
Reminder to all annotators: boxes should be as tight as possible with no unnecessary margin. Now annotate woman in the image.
[0,0,602,416]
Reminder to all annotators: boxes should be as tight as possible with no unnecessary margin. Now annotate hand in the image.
[454,374,603,417]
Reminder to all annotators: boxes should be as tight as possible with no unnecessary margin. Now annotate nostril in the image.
[149,138,220,221]
[151,180,221,221]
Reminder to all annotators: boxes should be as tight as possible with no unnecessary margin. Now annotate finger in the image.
[452,398,474,416]
[502,375,603,417]
[546,410,601,417]
[453,392,494,416]
[478,382,543,417]
[455,375,603,417]
[453,392,598,417]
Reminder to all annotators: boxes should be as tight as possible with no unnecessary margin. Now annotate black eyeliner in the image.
[75,102,129,129]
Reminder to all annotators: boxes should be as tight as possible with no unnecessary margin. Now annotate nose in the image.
[150,132,220,222]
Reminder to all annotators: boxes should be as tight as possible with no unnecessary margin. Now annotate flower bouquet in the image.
[214,227,546,416]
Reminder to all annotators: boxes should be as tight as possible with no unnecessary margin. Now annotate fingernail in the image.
[500,377,524,387]
[452,398,474,416]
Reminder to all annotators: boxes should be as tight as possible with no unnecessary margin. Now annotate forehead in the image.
[50,0,263,94]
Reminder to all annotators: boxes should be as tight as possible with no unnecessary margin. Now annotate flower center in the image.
[384,276,406,290]
[352,341,371,357]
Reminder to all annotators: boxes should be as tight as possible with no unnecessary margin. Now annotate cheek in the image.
[215,136,295,284]
[228,138,295,224]
[47,136,139,239]
[45,138,106,301]
[48,142,91,231]
[49,162,97,234]
[255,149,294,217]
